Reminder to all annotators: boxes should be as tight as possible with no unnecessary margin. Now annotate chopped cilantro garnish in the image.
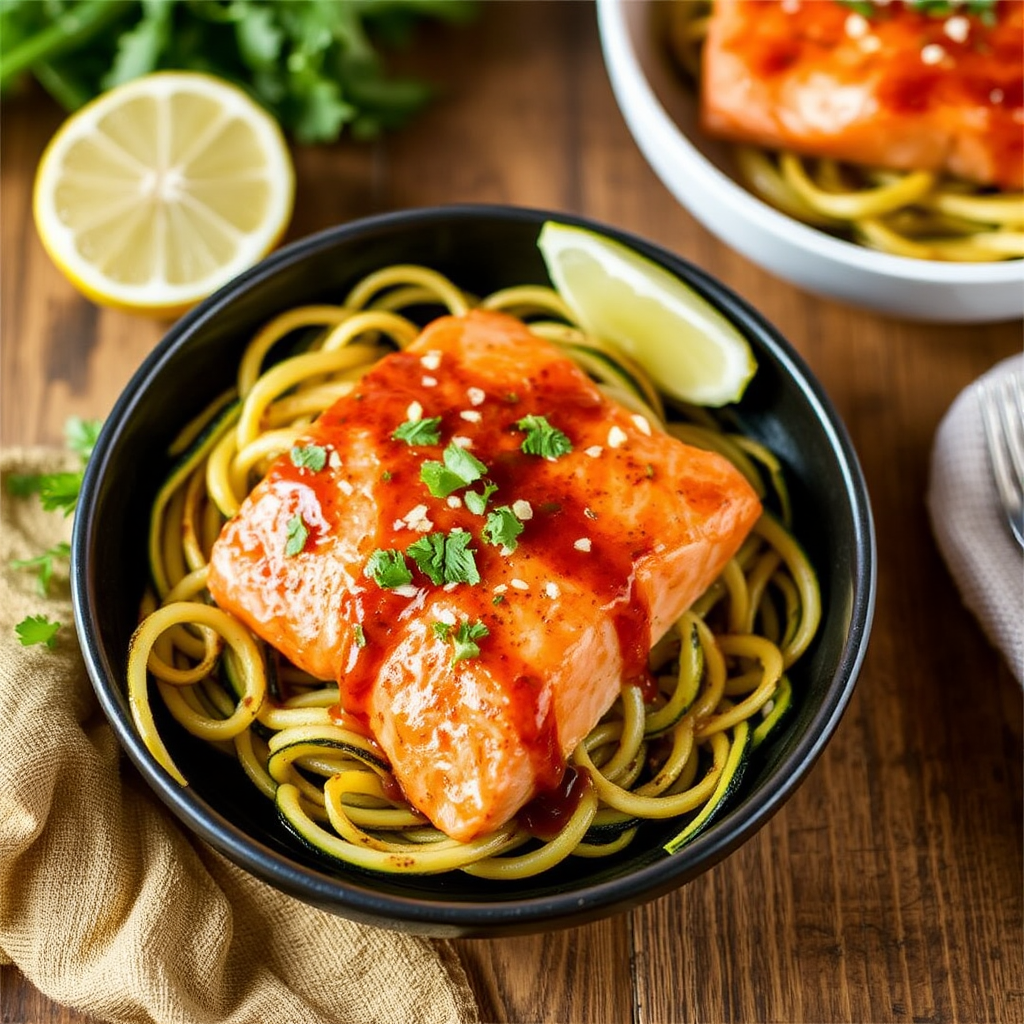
[392,415,442,446]
[381,471,393,482]
[492,593,505,605]
[364,548,413,589]
[836,0,877,15]
[408,529,480,586]
[452,620,489,663]
[420,443,487,498]
[432,619,489,663]
[284,513,309,556]
[909,0,996,20]
[483,506,524,552]
[15,614,60,649]
[352,623,367,648]
[440,529,480,585]
[408,532,446,585]
[517,415,572,460]
[290,444,327,472]
[11,541,71,597]
[839,0,995,20]
[464,482,498,515]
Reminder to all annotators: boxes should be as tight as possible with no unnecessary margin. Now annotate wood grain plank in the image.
[1,3,1022,1023]
[455,917,635,1024]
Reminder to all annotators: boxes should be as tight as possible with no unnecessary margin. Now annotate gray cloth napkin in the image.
[927,353,1024,684]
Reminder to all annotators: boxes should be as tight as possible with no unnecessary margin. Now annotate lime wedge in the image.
[538,222,757,406]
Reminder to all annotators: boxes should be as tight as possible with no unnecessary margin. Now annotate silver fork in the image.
[978,366,1024,551]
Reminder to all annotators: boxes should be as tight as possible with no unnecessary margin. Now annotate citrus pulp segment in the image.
[538,222,757,406]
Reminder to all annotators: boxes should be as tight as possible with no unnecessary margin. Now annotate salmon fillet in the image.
[208,310,761,841]
[700,0,1024,189]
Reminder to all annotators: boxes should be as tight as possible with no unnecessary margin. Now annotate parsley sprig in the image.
[0,1,479,144]
[11,541,72,597]
[5,417,103,517]
[15,614,61,650]
[9,417,103,652]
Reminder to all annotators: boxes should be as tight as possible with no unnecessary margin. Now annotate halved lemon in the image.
[538,221,757,406]
[33,72,295,318]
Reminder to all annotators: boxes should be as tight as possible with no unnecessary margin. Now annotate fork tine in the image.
[979,370,1024,550]
[1003,370,1024,490]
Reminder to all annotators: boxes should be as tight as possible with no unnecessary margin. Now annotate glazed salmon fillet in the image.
[208,310,761,841]
[700,0,1024,189]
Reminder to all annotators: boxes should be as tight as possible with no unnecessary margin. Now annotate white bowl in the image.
[596,0,1024,323]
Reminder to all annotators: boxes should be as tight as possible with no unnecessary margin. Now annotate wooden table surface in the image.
[2,4,1021,1023]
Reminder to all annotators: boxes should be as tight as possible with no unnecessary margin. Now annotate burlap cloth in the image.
[0,448,479,1024]
[927,353,1024,685]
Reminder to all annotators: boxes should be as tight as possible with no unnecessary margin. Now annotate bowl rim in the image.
[72,203,876,933]
[596,0,1024,285]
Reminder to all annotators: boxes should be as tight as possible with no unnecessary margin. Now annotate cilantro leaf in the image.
[407,529,479,586]
[836,0,878,15]
[421,443,487,498]
[464,482,498,515]
[11,541,71,597]
[392,415,442,446]
[483,506,524,552]
[442,444,487,485]
[452,620,489,663]
[439,528,480,586]
[0,2,478,144]
[352,623,367,648]
[907,0,996,19]
[420,462,466,498]
[234,2,285,70]
[290,444,327,472]
[7,417,103,514]
[517,415,573,460]
[15,614,60,650]
[432,621,453,641]
[39,472,84,517]
[284,513,309,556]
[407,532,446,585]
[101,0,173,89]
[364,548,413,589]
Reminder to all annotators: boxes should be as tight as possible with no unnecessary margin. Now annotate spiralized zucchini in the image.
[667,0,1024,262]
[127,264,821,879]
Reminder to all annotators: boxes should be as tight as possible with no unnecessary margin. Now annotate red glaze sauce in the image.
[258,321,658,799]
[519,765,592,841]
[702,0,1024,188]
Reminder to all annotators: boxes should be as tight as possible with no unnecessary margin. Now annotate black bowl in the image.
[72,204,875,936]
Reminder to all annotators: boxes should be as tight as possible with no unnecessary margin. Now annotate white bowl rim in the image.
[597,0,1024,286]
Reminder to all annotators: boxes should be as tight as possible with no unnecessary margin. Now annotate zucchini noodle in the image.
[667,1,1024,262]
[127,263,822,879]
